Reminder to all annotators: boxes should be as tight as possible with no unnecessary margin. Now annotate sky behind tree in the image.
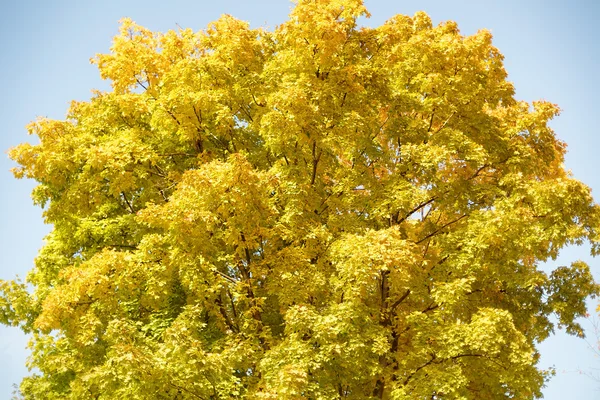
[1,0,598,398]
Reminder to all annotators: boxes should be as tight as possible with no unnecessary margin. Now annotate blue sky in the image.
[1,0,599,398]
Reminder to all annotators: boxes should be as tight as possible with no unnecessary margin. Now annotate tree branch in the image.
[395,196,437,225]
[416,214,468,244]
[310,141,322,185]
[390,289,411,311]
[121,192,135,214]
[215,291,237,333]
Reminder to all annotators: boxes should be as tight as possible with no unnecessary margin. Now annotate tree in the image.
[2,1,599,398]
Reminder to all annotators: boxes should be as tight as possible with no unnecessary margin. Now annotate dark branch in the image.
[121,192,135,214]
[416,214,468,244]
[390,289,411,311]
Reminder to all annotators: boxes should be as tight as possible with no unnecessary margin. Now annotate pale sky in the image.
[1,0,599,398]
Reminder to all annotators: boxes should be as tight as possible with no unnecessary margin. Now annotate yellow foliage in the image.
[3,1,600,399]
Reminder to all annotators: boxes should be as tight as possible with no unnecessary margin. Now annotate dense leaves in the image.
[3,1,600,398]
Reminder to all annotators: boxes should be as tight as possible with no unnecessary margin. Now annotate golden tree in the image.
[2,1,599,398]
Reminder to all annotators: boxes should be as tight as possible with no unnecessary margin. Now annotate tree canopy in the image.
[3,0,600,398]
